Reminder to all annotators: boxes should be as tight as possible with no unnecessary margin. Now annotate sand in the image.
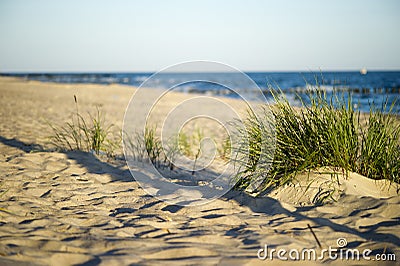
[0,76,399,265]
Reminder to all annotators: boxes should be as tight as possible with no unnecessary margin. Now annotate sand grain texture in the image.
[0,77,399,265]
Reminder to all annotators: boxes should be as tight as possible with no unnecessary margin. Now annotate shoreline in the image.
[2,73,399,114]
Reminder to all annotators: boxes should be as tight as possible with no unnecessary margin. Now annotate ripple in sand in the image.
[142,247,218,260]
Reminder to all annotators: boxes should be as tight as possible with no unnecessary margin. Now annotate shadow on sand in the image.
[0,135,132,182]
[1,135,399,249]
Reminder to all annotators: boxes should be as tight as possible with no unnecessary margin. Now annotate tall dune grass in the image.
[359,102,400,181]
[233,88,399,192]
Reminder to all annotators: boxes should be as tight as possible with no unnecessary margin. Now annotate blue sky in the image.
[0,0,399,72]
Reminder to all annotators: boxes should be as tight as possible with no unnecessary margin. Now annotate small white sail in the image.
[360,67,367,75]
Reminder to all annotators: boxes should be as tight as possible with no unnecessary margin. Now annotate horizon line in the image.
[1,69,400,74]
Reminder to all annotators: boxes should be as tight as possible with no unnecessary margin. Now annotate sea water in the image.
[3,71,399,113]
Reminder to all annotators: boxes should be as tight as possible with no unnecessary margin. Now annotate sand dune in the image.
[0,77,399,265]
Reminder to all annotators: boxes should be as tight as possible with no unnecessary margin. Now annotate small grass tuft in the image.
[49,95,118,156]
[217,136,231,161]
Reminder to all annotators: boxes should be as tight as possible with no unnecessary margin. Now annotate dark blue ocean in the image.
[2,71,399,113]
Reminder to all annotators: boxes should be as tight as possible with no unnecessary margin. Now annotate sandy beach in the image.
[0,76,399,265]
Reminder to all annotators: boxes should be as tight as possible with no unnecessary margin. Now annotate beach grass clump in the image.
[126,125,200,169]
[217,136,231,161]
[49,95,118,156]
[124,131,147,162]
[233,87,400,193]
[232,108,276,190]
[125,125,174,168]
[126,125,232,173]
[359,103,400,183]
[144,126,163,166]
[178,131,193,157]
[163,134,180,170]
